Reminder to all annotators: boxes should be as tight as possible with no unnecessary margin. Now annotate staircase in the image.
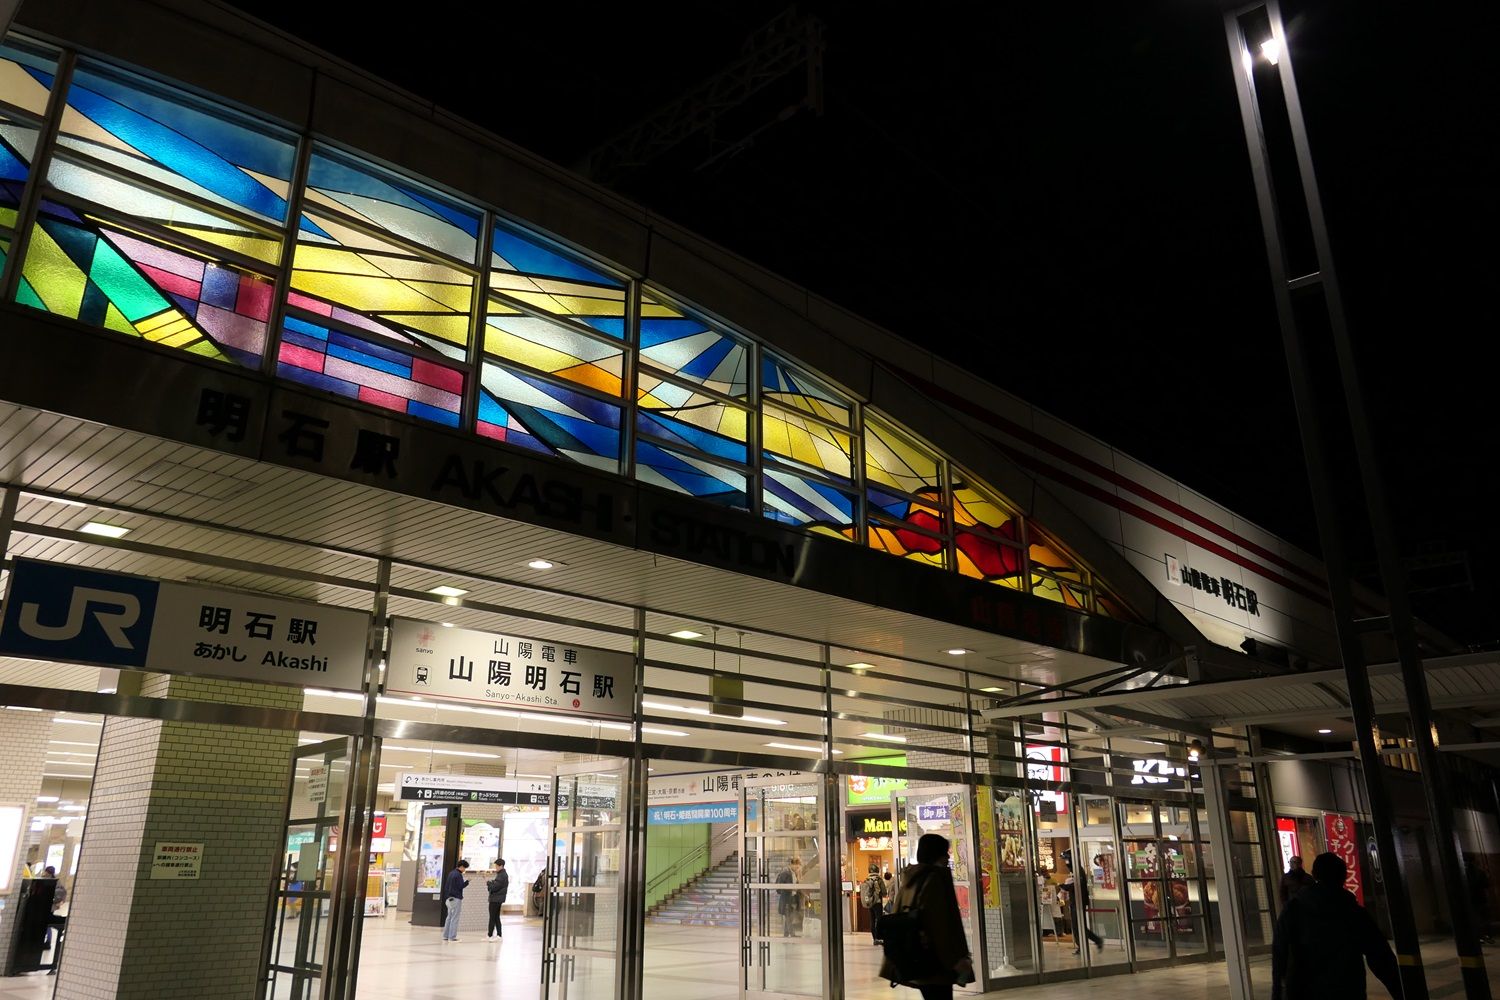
[649,852,741,927]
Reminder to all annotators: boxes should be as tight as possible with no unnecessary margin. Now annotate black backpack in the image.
[877,871,940,986]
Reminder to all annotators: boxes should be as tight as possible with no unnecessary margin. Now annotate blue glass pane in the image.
[306,150,480,263]
[478,361,622,471]
[491,221,620,286]
[635,441,748,509]
[60,64,296,224]
[763,468,856,532]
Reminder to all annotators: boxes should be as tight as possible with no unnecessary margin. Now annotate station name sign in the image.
[0,559,370,691]
[386,617,632,719]
[1165,554,1260,616]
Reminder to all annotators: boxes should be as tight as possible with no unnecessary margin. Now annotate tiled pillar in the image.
[55,675,300,1000]
[0,707,53,944]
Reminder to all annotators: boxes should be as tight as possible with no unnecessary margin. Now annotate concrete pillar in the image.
[0,707,53,945]
[55,675,300,1000]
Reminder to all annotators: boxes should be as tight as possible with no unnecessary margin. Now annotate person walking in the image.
[1060,848,1104,954]
[879,834,974,1000]
[777,858,802,937]
[1279,855,1314,906]
[42,866,66,951]
[441,859,470,942]
[486,859,510,939]
[1271,852,1399,1000]
[859,864,887,944]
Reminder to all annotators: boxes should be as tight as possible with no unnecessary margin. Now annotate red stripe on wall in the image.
[902,373,1324,587]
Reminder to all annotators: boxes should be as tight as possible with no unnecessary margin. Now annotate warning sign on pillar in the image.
[150,842,204,880]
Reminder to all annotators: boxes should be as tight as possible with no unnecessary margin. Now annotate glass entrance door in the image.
[262,737,351,1000]
[890,785,983,993]
[543,761,628,1000]
[1118,799,1204,965]
[740,774,824,1000]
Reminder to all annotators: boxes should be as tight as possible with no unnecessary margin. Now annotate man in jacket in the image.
[441,859,469,942]
[1271,852,1399,1000]
[1279,855,1314,906]
[879,834,973,1000]
[486,859,510,939]
[859,864,887,944]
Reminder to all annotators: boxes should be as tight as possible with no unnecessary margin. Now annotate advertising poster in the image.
[975,787,1001,907]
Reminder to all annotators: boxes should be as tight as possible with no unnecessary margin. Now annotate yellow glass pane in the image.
[167,225,283,266]
[1029,536,1085,581]
[954,479,1020,534]
[866,523,945,569]
[398,313,472,346]
[865,418,940,494]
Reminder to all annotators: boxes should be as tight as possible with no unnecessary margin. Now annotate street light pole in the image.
[1218,4,1491,1000]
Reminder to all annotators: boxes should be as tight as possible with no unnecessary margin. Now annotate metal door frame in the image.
[739,772,825,1000]
[543,757,633,1000]
[889,782,987,992]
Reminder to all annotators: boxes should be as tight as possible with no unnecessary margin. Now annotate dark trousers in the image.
[1070,899,1103,948]
[869,903,884,943]
[918,984,952,1000]
[487,900,503,937]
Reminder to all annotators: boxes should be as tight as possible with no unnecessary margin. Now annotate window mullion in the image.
[622,278,641,478]
[461,213,495,434]
[0,46,75,304]
[260,134,314,380]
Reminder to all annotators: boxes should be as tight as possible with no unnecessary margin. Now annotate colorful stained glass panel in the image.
[955,528,1025,588]
[483,312,624,395]
[762,353,852,426]
[636,387,749,464]
[1,117,39,221]
[865,417,941,497]
[635,440,748,510]
[763,467,856,537]
[292,212,474,349]
[277,314,463,427]
[1029,534,1086,582]
[305,151,479,264]
[57,64,295,225]
[762,402,853,481]
[639,294,749,399]
[866,518,946,570]
[489,220,625,326]
[477,362,621,471]
[953,476,1021,539]
[21,201,269,367]
[0,40,58,119]
[1032,572,1090,610]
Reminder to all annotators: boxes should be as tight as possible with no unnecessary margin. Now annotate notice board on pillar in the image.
[150,842,204,880]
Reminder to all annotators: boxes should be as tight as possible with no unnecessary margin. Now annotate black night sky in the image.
[235,1,1497,646]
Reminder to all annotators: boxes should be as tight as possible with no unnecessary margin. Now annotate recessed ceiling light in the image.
[440,622,454,628]
[860,732,908,743]
[428,585,468,598]
[80,521,130,538]
[526,559,557,570]
[1318,728,1333,735]
[35,795,59,803]
[945,648,968,656]
[979,686,1004,693]
[846,662,875,674]
[668,630,704,640]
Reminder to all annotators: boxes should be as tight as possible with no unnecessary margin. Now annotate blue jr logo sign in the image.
[0,561,158,667]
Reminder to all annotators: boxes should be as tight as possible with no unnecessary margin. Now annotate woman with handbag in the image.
[878,834,974,1000]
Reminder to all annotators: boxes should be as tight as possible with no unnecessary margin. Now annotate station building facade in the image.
[0,3,1496,999]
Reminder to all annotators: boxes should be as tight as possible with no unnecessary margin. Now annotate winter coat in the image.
[487,870,510,902]
[1279,867,1314,905]
[1271,882,1400,1000]
[877,863,971,987]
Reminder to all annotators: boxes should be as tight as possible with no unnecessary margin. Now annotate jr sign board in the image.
[0,559,370,691]
[385,617,632,719]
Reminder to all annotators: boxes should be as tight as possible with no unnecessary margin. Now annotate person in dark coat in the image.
[878,834,973,1000]
[1060,848,1104,954]
[1271,852,1399,1000]
[486,859,510,939]
[1279,855,1315,906]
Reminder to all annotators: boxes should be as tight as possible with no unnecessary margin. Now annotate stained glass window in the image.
[762,403,854,481]
[867,515,946,570]
[477,362,621,471]
[636,440,748,510]
[865,416,941,498]
[763,467,856,539]
[483,312,624,395]
[56,63,296,226]
[490,219,625,327]
[639,293,749,400]
[281,151,480,426]
[0,39,57,119]
[18,60,288,369]
[636,380,748,464]
[0,114,38,230]
[762,353,851,426]
[1029,531,1091,609]
[952,473,1025,587]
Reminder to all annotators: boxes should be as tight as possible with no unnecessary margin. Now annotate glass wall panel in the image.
[0,38,56,119]
[762,467,856,536]
[490,218,626,327]
[761,402,853,481]
[483,310,626,395]
[639,294,749,399]
[637,379,749,463]
[478,361,622,469]
[634,439,748,509]
[864,416,940,497]
[1074,794,1127,966]
[762,352,850,426]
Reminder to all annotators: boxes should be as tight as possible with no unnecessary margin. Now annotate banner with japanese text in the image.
[0,559,369,691]
[1322,812,1364,905]
[385,617,632,719]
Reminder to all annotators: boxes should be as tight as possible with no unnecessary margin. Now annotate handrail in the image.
[646,823,739,897]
